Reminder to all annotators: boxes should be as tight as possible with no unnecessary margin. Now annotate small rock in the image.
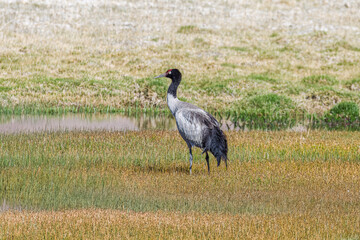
[344,2,350,8]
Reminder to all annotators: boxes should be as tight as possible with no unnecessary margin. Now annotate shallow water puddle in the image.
[0,114,177,134]
[0,114,244,134]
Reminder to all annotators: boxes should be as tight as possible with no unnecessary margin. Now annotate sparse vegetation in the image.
[0,4,358,118]
[0,0,360,118]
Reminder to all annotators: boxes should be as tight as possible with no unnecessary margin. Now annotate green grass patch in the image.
[201,81,229,95]
[229,93,302,129]
[194,76,236,96]
[222,46,249,52]
[302,75,338,86]
[247,73,278,83]
[322,102,360,130]
[270,32,279,38]
[192,37,210,47]
[142,77,168,98]
[0,86,12,92]
[221,62,238,68]
[325,40,360,52]
[337,60,358,66]
[0,105,170,116]
[336,40,360,52]
[177,25,207,34]
[34,77,83,87]
[278,45,296,52]
[246,93,297,117]
[344,78,360,91]
[284,85,307,95]
[328,101,359,117]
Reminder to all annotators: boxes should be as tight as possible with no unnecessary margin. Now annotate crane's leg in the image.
[225,158,228,170]
[188,145,193,175]
[205,151,210,174]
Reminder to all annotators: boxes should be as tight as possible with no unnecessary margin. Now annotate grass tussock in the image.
[322,102,360,130]
[1,130,360,238]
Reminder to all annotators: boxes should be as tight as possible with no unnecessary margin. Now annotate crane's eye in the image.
[168,71,171,75]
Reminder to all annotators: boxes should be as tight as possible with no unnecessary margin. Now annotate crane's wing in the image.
[175,108,219,147]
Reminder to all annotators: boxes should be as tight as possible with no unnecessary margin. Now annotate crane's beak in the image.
[154,73,166,79]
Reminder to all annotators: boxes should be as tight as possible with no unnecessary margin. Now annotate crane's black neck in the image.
[167,75,181,98]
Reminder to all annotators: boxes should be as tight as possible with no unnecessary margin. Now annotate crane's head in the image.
[154,69,182,82]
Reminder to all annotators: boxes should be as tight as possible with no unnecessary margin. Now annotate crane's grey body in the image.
[155,69,228,174]
[168,94,210,147]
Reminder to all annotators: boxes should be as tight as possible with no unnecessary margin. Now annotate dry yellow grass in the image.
[1,209,360,239]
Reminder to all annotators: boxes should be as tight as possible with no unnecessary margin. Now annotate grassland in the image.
[1,0,360,118]
[1,0,359,238]
[1,130,360,238]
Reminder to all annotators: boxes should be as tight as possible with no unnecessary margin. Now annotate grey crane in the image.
[155,69,228,174]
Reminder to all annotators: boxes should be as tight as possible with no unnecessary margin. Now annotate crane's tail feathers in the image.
[209,127,228,167]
